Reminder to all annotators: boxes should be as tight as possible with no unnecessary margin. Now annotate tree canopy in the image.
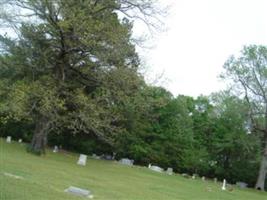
[0,1,265,191]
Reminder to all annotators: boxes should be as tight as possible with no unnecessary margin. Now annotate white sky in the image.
[135,0,267,97]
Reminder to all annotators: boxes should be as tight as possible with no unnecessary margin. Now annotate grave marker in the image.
[149,165,163,173]
[222,179,226,190]
[119,158,134,166]
[65,186,93,198]
[53,146,59,153]
[236,182,248,189]
[6,136,11,143]
[166,168,173,175]
[77,154,87,166]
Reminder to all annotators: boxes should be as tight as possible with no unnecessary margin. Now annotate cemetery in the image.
[1,139,265,200]
[1,0,267,199]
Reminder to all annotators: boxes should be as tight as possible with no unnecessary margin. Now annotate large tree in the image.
[0,0,160,154]
[222,45,267,190]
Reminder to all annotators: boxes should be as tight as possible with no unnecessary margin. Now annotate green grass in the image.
[0,139,266,200]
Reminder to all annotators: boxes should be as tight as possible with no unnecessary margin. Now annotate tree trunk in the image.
[255,145,267,191]
[30,116,50,154]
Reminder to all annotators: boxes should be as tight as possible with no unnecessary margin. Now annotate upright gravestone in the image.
[6,136,11,143]
[166,168,173,175]
[236,182,248,189]
[119,158,134,166]
[214,177,218,183]
[103,154,113,160]
[148,164,151,169]
[77,154,87,166]
[149,165,164,173]
[18,139,22,143]
[202,176,205,181]
[222,179,226,190]
[53,145,59,153]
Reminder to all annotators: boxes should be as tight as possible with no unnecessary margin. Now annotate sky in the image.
[134,0,267,97]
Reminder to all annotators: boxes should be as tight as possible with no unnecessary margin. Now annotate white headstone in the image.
[214,177,218,183]
[202,176,205,181]
[222,179,226,190]
[166,168,173,175]
[148,163,151,169]
[236,182,248,189]
[77,154,87,166]
[119,158,134,166]
[192,174,196,179]
[64,186,92,198]
[149,165,164,173]
[6,136,11,143]
[18,139,22,143]
[53,145,59,153]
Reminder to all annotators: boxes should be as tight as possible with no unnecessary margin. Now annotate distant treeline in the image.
[0,89,262,187]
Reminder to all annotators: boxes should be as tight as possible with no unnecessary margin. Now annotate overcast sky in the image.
[135,0,267,97]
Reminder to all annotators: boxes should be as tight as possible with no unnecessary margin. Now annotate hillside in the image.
[0,139,265,200]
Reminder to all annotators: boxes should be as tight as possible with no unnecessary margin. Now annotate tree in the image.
[210,91,261,185]
[222,45,267,190]
[0,0,161,154]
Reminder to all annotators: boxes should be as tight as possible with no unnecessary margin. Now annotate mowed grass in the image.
[0,139,266,200]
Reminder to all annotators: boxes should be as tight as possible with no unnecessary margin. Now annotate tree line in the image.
[0,0,266,191]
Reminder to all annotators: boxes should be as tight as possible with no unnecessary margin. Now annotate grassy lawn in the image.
[0,139,266,200]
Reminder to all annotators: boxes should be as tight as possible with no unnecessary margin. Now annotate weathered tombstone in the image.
[64,186,93,198]
[236,182,248,189]
[18,139,22,143]
[202,176,206,181]
[148,163,151,168]
[53,145,59,153]
[119,158,134,166]
[181,173,190,178]
[6,136,11,143]
[166,168,173,175]
[222,179,226,190]
[149,165,164,173]
[77,154,87,166]
[103,154,113,160]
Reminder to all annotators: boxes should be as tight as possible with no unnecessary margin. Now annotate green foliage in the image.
[0,1,263,188]
[0,0,144,149]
